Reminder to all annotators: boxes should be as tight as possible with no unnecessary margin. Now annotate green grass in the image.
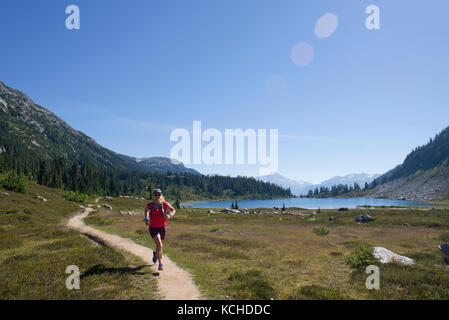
[0,181,158,300]
[210,226,221,232]
[287,285,348,300]
[313,226,330,235]
[83,204,449,299]
[85,216,116,225]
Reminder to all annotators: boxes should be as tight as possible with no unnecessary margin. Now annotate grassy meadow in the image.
[0,180,157,300]
[1,178,449,300]
[85,199,449,300]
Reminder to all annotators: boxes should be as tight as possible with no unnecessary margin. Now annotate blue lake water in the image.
[183,197,430,209]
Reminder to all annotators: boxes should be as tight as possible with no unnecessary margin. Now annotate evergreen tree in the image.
[37,160,50,186]
[174,199,181,209]
[0,154,4,173]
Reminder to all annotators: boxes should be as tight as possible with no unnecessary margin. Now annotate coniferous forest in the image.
[0,149,292,201]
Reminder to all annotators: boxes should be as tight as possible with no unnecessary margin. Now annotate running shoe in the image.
[158,263,164,271]
[152,251,157,263]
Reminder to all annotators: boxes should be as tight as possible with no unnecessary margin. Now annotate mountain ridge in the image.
[0,80,199,175]
[368,126,449,202]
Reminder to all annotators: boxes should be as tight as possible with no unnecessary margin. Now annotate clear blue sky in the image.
[1,0,448,183]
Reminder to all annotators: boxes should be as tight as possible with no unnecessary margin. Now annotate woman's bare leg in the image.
[153,234,163,264]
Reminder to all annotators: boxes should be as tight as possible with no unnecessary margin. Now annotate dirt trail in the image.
[67,206,202,300]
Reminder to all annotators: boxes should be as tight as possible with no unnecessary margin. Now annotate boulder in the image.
[221,208,239,214]
[402,223,411,227]
[101,204,113,210]
[0,192,9,196]
[36,196,47,202]
[208,210,216,214]
[438,243,449,264]
[355,214,374,223]
[329,216,335,221]
[373,247,415,265]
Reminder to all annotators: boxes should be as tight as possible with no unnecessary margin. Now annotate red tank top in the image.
[146,201,169,228]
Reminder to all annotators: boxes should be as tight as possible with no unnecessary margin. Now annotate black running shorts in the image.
[149,226,167,240]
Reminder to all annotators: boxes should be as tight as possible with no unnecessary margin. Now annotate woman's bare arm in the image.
[166,203,176,219]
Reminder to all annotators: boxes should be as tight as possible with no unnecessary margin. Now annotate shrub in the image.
[210,226,221,232]
[440,231,449,242]
[0,172,27,193]
[346,243,379,269]
[227,269,278,299]
[313,227,330,235]
[64,191,88,203]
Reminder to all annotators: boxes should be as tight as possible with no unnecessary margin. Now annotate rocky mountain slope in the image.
[369,126,449,202]
[0,80,198,175]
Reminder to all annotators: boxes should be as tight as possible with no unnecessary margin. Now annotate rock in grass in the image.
[221,208,240,214]
[0,192,9,196]
[355,215,374,223]
[36,196,47,202]
[373,247,415,265]
[101,204,113,210]
[329,216,335,221]
[438,243,449,263]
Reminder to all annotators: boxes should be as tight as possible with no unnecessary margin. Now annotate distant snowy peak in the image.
[319,173,381,188]
[258,172,381,196]
[257,173,313,195]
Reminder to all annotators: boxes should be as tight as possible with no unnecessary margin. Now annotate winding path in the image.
[67,206,202,300]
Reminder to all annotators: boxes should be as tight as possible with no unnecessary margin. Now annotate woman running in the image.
[144,189,176,271]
